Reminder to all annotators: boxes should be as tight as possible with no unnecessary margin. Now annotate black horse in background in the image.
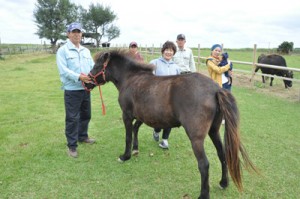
[256,54,293,88]
[84,50,257,199]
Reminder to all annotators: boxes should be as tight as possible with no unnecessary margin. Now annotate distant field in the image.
[0,52,299,198]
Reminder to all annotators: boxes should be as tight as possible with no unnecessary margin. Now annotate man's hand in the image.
[79,73,91,83]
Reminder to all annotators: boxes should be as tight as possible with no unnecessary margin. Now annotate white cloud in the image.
[0,0,299,48]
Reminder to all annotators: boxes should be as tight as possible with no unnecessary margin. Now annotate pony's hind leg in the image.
[270,77,274,86]
[190,138,210,199]
[132,120,143,155]
[208,122,228,189]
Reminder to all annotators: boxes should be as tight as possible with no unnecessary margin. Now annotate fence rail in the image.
[0,45,51,56]
[138,44,300,100]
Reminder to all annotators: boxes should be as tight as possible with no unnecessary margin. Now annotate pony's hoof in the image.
[117,158,124,163]
[132,150,139,156]
[198,194,209,199]
[118,155,131,162]
[218,185,225,189]
[219,180,228,189]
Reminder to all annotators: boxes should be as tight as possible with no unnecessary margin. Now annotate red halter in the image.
[82,57,109,91]
[89,60,108,86]
[81,56,110,115]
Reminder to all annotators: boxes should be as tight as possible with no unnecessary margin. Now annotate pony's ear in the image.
[93,52,102,63]
[103,52,110,62]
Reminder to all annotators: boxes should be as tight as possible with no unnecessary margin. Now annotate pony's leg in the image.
[270,77,274,86]
[208,126,229,189]
[132,120,143,155]
[190,138,210,199]
[262,75,265,84]
[119,113,134,162]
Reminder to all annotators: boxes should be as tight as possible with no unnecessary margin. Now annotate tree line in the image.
[33,0,120,51]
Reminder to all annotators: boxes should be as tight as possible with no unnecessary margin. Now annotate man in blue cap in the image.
[56,22,96,158]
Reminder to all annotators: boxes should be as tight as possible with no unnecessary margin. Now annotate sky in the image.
[0,0,300,48]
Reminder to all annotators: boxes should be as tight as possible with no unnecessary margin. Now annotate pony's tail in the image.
[216,89,257,192]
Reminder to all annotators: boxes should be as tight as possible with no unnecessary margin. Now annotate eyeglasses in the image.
[130,46,137,48]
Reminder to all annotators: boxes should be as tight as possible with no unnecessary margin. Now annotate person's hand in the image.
[79,73,91,83]
[228,70,233,76]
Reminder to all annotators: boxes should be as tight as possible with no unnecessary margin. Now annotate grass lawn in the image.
[0,52,299,198]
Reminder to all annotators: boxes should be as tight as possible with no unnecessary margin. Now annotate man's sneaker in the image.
[153,131,159,142]
[159,141,169,149]
[79,138,96,144]
[68,148,78,158]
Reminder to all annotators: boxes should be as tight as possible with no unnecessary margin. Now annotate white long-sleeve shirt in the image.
[173,47,196,73]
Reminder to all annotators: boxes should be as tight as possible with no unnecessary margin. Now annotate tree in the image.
[106,25,121,42]
[82,3,120,47]
[33,0,78,53]
[277,41,294,54]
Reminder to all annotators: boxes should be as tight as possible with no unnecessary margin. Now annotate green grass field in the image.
[0,52,299,198]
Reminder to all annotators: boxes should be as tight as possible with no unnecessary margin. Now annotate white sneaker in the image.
[222,119,225,125]
[159,140,169,149]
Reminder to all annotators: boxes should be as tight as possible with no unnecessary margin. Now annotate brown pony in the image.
[84,50,257,199]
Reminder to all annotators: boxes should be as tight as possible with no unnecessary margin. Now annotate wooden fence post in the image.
[197,44,201,72]
[152,44,154,57]
[250,44,257,84]
[144,44,148,62]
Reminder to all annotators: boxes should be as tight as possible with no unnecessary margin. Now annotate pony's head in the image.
[283,70,293,88]
[83,52,110,90]
[83,50,155,91]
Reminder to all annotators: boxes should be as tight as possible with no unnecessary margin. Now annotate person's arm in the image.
[176,66,181,75]
[207,60,230,74]
[79,74,91,83]
[189,50,196,72]
[137,52,144,63]
[80,49,94,83]
[56,49,80,82]
[150,59,157,75]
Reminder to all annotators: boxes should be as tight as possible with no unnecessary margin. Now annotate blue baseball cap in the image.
[67,22,82,32]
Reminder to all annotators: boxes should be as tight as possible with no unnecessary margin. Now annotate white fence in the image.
[0,45,52,57]
[138,44,299,80]
[137,44,300,100]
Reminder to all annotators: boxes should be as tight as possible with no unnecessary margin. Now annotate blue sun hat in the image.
[211,44,222,51]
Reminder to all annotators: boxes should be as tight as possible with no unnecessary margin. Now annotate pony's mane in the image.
[94,49,154,72]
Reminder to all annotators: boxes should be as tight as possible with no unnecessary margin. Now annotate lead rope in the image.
[98,85,106,115]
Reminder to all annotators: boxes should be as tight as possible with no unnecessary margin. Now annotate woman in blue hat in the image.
[206,44,232,89]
